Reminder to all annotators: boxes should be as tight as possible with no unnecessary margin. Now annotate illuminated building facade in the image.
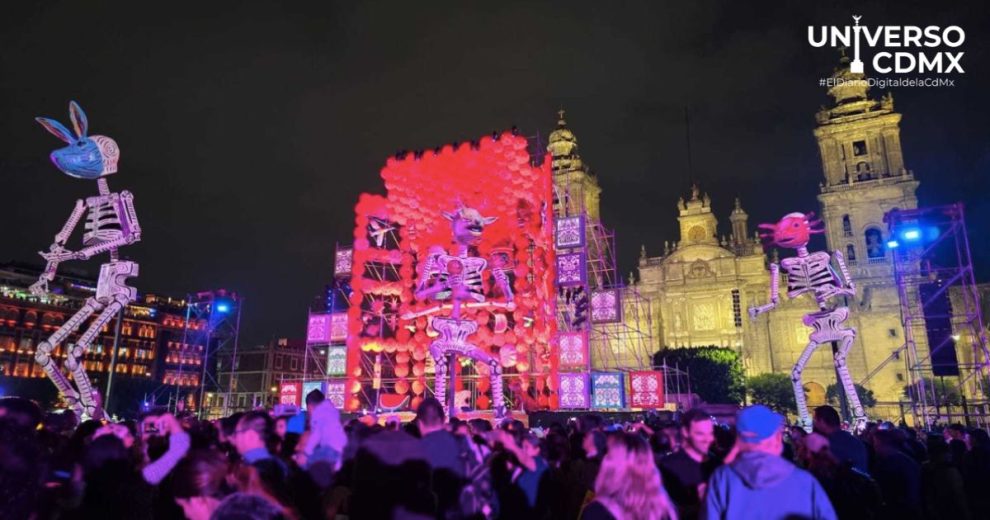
[0,263,207,409]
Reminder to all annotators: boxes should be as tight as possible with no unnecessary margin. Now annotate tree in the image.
[653,346,745,404]
[825,383,877,409]
[747,373,797,415]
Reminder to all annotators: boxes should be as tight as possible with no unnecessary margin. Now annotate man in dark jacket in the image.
[703,405,837,520]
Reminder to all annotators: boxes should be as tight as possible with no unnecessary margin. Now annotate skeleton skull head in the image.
[442,206,496,246]
[758,212,825,249]
[36,102,119,179]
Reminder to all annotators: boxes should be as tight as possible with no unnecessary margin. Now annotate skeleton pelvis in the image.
[803,307,852,343]
[96,261,139,302]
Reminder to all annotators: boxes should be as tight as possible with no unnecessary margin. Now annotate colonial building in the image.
[561,55,938,414]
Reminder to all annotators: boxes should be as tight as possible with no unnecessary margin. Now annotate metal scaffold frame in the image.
[887,203,990,430]
[179,290,241,419]
[552,153,688,408]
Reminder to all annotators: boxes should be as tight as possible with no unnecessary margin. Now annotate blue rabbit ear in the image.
[69,101,88,137]
[35,117,75,143]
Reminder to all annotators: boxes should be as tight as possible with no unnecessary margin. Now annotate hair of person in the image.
[970,428,990,448]
[305,389,325,408]
[872,428,901,448]
[948,423,966,433]
[239,411,276,448]
[81,434,130,475]
[0,397,44,431]
[211,492,288,520]
[173,449,232,499]
[594,432,678,520]
[220,412,246,438]
[679,408,711,430]
[587,429,607,456]
[813,405,841,428]
[415,397,445,427]
[579,413,604,433]
[468,418,493,433]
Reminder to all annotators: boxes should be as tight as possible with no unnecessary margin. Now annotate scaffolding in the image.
[550,134,688,408]
[887,203,990,429]
[177,290,242,419]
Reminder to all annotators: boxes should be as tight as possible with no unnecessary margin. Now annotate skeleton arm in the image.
[491,264,514,303]
[831,250,856,294]
[749,262,780,320]
[30,199,87,295]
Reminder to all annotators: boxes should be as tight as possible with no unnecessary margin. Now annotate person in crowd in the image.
[416,397,473,517]
[870,428,922,520]
[581,431,677,520]
[659,409,716,520]
[812,405,868,473]
[964,428,990,518]
[703,405,837,520]
[229,411,297,512]
[921,435,971,520]
[799,433,883,519]
[172,449,233,520]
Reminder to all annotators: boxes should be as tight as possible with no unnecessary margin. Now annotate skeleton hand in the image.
[40,244,75,262]
[29,279,49,296]
[73,250,92,260]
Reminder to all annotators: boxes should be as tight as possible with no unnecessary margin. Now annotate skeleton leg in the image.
[792,338,820,430]
[68,298,125,420]
[833,329,866,426]
[36,298,101,416]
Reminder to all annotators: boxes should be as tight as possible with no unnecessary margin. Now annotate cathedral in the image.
[550,55,926,416]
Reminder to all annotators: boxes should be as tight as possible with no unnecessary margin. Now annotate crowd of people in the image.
[2,391,990,520]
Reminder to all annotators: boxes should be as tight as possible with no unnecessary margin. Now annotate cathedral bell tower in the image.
[815,53,919,282]
[548,110,602,221]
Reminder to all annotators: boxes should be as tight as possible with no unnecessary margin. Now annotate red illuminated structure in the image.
[342,131,556,414]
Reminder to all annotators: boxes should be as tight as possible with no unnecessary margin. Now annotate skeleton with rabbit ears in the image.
[31,101,141,420]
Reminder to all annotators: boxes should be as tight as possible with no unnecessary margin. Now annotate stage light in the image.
[952,334,961,341]
[887,240,900,249]
[215,302,231,313]
[902,228,921,241]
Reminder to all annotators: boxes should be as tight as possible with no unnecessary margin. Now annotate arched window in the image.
[842,215,853,237]
[846,244,857,263]
[865,228,885,259]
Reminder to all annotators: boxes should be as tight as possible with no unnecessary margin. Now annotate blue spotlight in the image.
[902,228,922,241]
[887,239,900,249]
[215,302,231,313]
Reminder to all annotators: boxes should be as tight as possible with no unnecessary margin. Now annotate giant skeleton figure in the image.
[749,212,865,429]
[29,102,141,420]
[401,206,515,418]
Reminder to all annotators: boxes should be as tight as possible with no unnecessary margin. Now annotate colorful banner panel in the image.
[629,370,664,409]
[556,253,586,286]
[334,248,353,276]
[590,288,622,323]
[330,313,348,342]
[558,331,589,370]
[307,314,332,344]
[327,346,347,376]
[279,381,302,407]
[555,215,585,249]
[591,372,625,409]
[326,381,346,409]
[559,372,590,409]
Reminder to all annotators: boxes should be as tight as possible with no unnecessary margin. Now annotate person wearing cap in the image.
[702,405,837,520]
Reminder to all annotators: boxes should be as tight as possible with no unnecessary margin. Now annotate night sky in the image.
[3,1,988,344]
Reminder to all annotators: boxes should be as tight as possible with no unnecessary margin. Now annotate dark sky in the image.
[3,1,988,344]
